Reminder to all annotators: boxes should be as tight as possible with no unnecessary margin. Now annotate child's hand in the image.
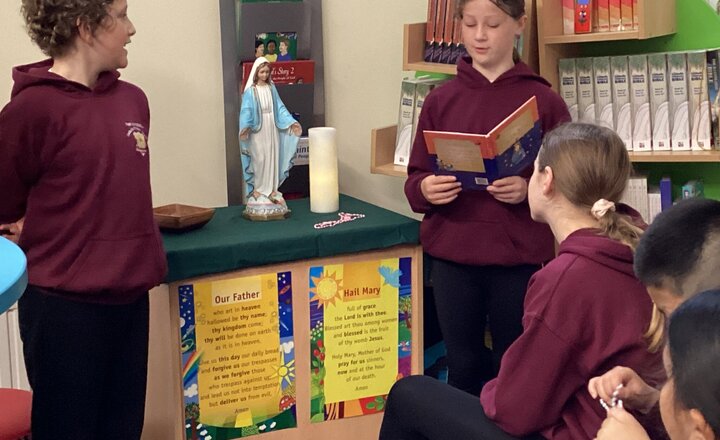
[421,175,462,205]
[594,407,651,440]
[487,176,527,204]
[588,366,660,413]
[0,218,24,244]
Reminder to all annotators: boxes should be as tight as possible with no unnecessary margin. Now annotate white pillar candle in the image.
[309,127,339,213]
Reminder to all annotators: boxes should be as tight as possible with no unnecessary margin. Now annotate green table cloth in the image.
[161,195,420,282]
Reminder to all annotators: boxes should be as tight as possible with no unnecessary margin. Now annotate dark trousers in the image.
[379,375,545,440]
[18,285,150,440]
[431,259,540,395]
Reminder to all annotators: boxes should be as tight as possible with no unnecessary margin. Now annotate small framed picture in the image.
[254,32,298,62]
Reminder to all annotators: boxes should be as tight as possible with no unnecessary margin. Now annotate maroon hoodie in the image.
[405,56,571,266]
[0,59,167,303]
[480,229,665,440]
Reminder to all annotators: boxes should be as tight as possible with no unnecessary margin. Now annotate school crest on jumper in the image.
[125,122,148,156]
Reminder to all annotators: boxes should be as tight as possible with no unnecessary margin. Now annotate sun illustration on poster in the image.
[309,271,343,308]
[270,349,295,390]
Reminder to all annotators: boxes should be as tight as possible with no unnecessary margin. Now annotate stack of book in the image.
[394,77,447,166]
[563,0,638,35]
[558,50,720,152]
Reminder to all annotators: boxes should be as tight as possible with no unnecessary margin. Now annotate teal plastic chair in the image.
[0,237,31,440]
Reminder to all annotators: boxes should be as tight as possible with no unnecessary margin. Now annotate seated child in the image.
[379,123,664,440]
[595,289,720,440]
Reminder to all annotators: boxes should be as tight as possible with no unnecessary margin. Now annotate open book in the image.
[423,96,541,190]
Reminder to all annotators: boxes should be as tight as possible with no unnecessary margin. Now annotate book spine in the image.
[648,53,671,151]
[598,0,610,32]
[425,0,438,62]
[452,13,464,64]
[559,58,579,122]
[576,58,596,124]
[575,0,593,34]
[432,0,447,63]
[594,57,614,130]
[660,177,673,210]
[620,0,633,30]
[647,191,662,223]
[563,0,576,34]
[441,0,455,64]
[609,0,622,31]
[668,52,691,151]
[707,49,720,150]
[629,54,652,152]
[632,0,639,30]
[688,51,712,150]
[395,80,419,166]
[611,55,633,149]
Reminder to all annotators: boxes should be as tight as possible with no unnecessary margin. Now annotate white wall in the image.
[1,0,426,218]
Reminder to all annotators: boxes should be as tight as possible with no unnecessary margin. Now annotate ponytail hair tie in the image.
[591,199,616,220]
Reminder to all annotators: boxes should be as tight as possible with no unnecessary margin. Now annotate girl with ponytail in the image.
[381,123,663,440]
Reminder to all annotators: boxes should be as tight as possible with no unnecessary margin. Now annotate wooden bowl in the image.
[153,204,215,232]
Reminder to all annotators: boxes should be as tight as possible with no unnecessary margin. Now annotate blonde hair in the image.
[455,0,525,63]
[538,123,643,250]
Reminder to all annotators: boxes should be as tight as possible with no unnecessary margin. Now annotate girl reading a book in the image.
[595,288,720,440]
[382,123,663,440]
[239,57,301,219]
[404,0,570,394]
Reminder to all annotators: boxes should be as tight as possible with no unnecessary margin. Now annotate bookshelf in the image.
[537,0,677,91]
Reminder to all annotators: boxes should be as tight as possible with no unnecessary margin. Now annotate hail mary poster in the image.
[309,257,412,422]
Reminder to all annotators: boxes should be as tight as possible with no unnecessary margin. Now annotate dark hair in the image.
[455,0,526,19]
[538,123,643,250]
[21,0,114,58]
[635,198,720,297]
[667,289,720,437]
[267,39,277,47]
[255,40,264,49]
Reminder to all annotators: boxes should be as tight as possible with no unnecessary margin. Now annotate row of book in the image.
[393,77,448,166]
[563,0,638,35]
[422,0,524,65]
[424,0,464,65]
[621,176,704,224]
[559,50,720,152]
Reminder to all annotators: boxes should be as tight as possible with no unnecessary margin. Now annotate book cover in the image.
[423,96,541,190]
[241,60,315,87]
